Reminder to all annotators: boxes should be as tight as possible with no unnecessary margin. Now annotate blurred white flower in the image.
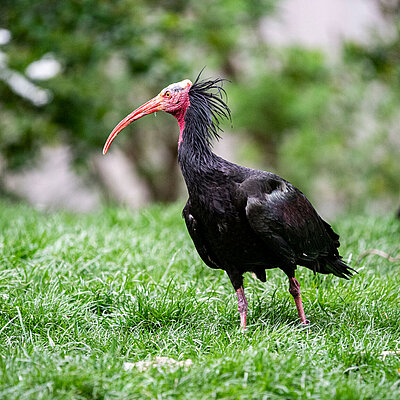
[26,53,62,81]
[6,71,53,105]
[0,58,52,106]
[0,29,11,45]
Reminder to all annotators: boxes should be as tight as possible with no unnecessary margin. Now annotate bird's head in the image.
[103,79,192,154]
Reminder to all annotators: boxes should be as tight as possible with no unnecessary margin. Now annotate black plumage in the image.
[103,74,356,329]
[179,76,355,328]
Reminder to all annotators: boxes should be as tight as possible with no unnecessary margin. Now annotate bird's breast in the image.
[188,193,270,270]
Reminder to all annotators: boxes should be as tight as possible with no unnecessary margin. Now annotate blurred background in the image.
[0,0,399,217]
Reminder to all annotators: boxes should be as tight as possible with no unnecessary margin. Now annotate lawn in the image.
[0,200,399,399]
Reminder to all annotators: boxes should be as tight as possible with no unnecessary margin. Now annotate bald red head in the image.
[103,79,192,154]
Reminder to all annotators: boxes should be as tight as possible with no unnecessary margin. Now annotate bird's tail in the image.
[324,257,357,279]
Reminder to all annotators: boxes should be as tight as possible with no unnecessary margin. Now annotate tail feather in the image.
[325,257,357,279]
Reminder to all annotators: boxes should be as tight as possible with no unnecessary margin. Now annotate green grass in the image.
[0,200,399,399]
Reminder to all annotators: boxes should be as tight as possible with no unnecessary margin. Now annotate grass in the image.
[0,200,399,399]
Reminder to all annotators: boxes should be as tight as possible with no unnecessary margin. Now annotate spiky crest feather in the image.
[184,74,231,151]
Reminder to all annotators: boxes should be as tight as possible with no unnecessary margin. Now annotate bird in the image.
[103,74,356,329]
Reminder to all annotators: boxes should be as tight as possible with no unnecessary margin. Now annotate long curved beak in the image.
[103,95,163,155]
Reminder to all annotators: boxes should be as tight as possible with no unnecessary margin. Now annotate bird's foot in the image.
[300,319,311,332]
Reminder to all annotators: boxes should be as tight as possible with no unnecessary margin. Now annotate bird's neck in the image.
[177,115,220,193]
[172,107,188,147]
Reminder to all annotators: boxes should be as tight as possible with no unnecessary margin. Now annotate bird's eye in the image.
[165,91,171,98]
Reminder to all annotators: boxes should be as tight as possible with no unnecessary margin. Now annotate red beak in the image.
[103,95,163,155]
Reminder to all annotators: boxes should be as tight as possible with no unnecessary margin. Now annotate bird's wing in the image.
[240,175,338,267]
[182,201,220,269]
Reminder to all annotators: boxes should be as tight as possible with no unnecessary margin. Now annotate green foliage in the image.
[0,201,399,398]
[0,0,188,167]
[0,0,278,203]
[232,48,331,140]
[0,0,276,168]
[0,0,399,211]
[230,44,400,211]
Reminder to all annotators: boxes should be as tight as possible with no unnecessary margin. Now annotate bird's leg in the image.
[236,286,248,330]
[288,277,309,326]
[227,272,247,329]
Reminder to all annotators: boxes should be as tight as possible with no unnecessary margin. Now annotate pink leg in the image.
[236,286,248,330]
[288,277,309,325]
